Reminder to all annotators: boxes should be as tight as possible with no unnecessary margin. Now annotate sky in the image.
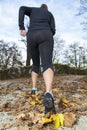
[0,0,85,43]
[0,0,86,62]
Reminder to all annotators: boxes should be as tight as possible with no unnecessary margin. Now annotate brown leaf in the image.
[3,123,12,129]
[3,102,11,108]
[32,125,41,130]
[64,112,76,127]
[18,126,29,130]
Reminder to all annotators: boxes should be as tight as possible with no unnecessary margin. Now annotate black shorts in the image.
[27,30,54,73]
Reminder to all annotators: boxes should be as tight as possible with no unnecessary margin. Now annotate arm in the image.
[49,13,56,35]
[18,6,32,30]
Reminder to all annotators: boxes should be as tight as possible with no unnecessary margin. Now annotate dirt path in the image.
[0,75,87,130]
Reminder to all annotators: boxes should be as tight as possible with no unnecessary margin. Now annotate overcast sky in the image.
[0,0,85,44]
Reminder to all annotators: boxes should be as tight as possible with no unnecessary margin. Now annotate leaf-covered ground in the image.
[0,75,87,130]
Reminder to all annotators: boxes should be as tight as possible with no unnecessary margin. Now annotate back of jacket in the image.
[19,6,56,35]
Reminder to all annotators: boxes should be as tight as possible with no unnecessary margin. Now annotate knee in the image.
[42,64,54,73]
[32,65,40,74]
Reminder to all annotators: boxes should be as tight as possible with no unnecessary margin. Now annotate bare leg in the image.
[43,68,56,114]
[31,71,38,89]
[43,68,54,94]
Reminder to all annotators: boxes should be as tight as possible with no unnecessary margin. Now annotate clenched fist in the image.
[19,30,26,37]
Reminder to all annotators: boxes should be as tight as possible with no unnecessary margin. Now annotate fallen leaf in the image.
[59,96,69,108]
[52,114,60,129]
[58,114,64,126]
[30,100,36,105]
[64,112,76,127]
[32,125,41,130]
[45,118,53,124]
[20,93,27,97]
[3,123,12,129]
[82,102,87,106]
[18,126,29,130]
[17,113,25,119]
[61,96,69,104]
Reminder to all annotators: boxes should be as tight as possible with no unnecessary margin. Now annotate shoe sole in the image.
[43,93,56,114]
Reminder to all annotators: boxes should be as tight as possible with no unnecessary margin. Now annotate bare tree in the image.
[69,43,79,68]
[0,40,23,70]
[20,39,31,66]
[78,0,87,31]
[64,42,87,68]
[78,46,87,68]
[53,36,65,63]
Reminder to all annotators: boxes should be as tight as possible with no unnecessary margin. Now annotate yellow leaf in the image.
[82,102,87,106]
[62,96,69,103]
[58,114,64,126]
[17,113,25,119]
[38,113,45,117]
[63,103,68,107]
[52,114,60,129]
[20,93,26,97]
[39,117,52,126]
[30,100,36,105]
[36,97,42,104]
[59,96,69,108]
[45,118,53,124]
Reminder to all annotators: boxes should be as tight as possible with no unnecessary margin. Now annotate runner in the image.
[18,4,56,114]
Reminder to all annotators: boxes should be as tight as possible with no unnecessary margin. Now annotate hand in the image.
[19,30,26,37]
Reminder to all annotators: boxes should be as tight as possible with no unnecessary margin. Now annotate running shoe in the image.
[43,92,56,114]
[31,88,37,95]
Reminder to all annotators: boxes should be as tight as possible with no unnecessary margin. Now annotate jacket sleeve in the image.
[49,13,56,35]
[18,6,32,30]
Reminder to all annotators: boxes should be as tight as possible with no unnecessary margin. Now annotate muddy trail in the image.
[0,75,87,130]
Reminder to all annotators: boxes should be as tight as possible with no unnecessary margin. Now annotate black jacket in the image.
[19,6,56,35]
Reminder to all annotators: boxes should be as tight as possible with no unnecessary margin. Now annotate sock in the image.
[32,87,37,91]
